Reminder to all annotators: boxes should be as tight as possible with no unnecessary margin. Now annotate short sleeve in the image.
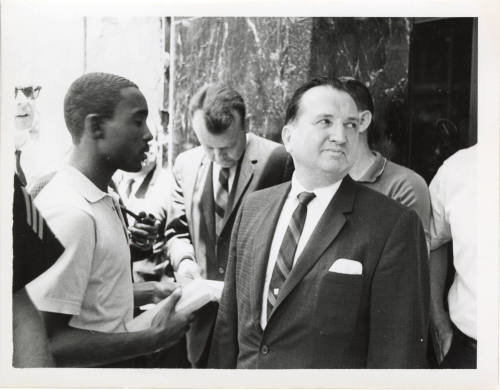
[26,206,96,315]
[429,165,452,250]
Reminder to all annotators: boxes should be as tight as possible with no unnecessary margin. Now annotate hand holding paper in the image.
[126,279,224,332]
[149,289,192,349]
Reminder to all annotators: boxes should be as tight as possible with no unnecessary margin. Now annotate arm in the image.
[429,244,453,364]
[391,174,432,252]
[13,289,54,367]
[41,289,191,367]
[367,210,430,368]
[207,205,242,368]
[133,279,178,307]
[163,158,200,277]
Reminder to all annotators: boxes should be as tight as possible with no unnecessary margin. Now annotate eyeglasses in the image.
[15,86,41,99]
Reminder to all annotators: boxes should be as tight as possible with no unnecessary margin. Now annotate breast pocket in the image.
[315,272,364,335]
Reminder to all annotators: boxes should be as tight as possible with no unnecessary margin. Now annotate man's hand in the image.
[152,280,178,303]
[430,310,454,364]
[129,212,160,251]
[151,289,193,349]
[176,259,202,283]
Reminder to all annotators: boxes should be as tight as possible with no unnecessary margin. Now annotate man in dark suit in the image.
[164,84,293,367]
[209,77,430,369]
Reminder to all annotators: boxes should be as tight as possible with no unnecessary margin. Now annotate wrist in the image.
[176,256,196,270]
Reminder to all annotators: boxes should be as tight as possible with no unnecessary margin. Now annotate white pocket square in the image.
[328,258,362,275]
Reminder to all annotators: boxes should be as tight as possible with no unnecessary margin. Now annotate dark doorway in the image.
[407,18,477,183]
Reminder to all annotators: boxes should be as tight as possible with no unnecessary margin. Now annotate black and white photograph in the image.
[0,0,498,388]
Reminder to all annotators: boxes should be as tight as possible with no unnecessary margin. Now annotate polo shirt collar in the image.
[356,151,387,183]
[59,165,110,203]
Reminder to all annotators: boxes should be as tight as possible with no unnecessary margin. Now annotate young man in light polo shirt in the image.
[26,72,191,367]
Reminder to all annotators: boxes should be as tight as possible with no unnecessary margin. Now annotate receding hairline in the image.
[192,106,245,133]
[290,84,359,124]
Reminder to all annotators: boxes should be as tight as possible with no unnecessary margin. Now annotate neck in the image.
[349,141,375,180]
[294,167,344,191]
[68,148,115,192]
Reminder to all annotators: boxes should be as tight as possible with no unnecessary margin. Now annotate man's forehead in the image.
[117,87,148,113]
[299,86,358,116]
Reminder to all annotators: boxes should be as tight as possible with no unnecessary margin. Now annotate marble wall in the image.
[173,17,412,160]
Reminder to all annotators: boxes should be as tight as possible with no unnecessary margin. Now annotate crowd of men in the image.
[12,72,476,369]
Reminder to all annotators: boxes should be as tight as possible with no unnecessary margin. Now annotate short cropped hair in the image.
[189,83,246,134]
[64,72,138,142]
[285,76,374,125]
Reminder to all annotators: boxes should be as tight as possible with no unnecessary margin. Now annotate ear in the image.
[358,110,372,134]
[84,114,105,140]
[281,124,293,153]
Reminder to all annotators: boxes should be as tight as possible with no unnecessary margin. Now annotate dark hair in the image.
[189,83,246,134]
[64,72,138,142]
[284,76,374,125]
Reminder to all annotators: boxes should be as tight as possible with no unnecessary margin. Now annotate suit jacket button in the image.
[261,345,269,355]
[218,266,225,275]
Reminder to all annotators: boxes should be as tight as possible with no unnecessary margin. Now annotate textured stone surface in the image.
[309,17,411,159]
[173,17,313,158]
[173,17,412,161]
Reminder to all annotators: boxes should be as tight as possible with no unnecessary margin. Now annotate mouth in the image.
[15,114,29,118]
[140,146,150,160]
[323,149,344,157]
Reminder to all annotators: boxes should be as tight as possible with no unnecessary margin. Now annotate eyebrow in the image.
[132,108,148,117]
[312,114,359,122]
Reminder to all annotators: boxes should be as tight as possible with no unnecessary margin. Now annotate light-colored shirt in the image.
[355,151,431,250]
[27,165,134,333]
[429,146,477,339]
[260,174,341,329]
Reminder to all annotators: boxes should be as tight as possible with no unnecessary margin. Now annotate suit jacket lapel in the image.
[198,160,215,243]
[219,139,256,235]
[271,176,357,316]
[250,183,291,330]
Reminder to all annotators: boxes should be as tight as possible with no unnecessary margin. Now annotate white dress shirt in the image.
[260,174,342,329]
[429,146,477,339]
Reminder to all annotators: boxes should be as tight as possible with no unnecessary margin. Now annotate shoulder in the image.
[245,181,290,207]
[246,133,286,158]
[436,145,477,176]
[35,174,95,232]
[352,178,410,222]
[383,160,428,193]
[174,146,204,168]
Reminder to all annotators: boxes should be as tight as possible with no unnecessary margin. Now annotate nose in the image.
[143,123,153,142]
[16,93,29,106]
[328,121,347,144]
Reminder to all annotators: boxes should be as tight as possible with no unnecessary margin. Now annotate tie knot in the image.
[220,167,230,177]
[297,191,315,206]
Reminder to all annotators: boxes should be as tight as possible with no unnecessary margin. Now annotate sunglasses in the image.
[15,86,41,99]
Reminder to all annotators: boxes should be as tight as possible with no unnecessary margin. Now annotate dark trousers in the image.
[440,325,476,369]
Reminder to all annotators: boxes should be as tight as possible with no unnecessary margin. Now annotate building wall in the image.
[172,17,412,161]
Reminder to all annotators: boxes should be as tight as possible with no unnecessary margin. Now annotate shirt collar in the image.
[356,151,387,183]
[59,165,110,203]
[290,173,342,205]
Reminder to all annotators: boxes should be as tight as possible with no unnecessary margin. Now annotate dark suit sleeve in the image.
[165,156,196,270]
[367,209,430,368]
[207,204,243,368]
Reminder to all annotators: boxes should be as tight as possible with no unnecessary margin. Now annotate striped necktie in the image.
[267,191,315,321]
[214,167,230,236]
